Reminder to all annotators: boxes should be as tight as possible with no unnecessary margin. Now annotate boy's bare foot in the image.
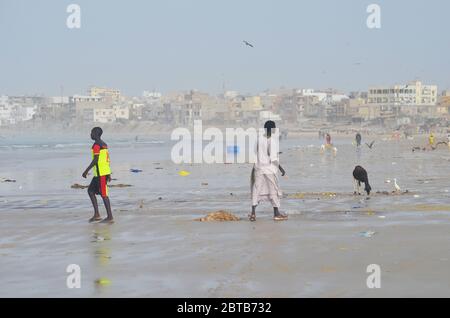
[89,216,102,223]
[100,218,114,224]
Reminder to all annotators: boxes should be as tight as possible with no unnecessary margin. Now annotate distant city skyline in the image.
[1,0,449,96]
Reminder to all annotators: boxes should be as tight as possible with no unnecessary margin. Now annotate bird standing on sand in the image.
[394,178,401,192]
[243,40,254,48]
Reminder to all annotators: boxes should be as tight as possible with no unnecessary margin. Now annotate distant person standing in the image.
[355,132,362,147]
[325,133,332,146]
[429,132,435,147]
[82,127,114,223]
[250,121,287,222]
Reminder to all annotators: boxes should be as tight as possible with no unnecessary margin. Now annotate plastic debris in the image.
[179,170,190,176]
[71,183,88,189]
[289,193,305,199]
[95,278,111,286]
[130,169,143,173]
[1,178,16,183]
[359,231,377,238]
[71,183,132,189]
[109,184,133,188]
[227,145,240,154]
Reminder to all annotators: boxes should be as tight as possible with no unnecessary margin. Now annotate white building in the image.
[260,110,281,121]
[0,95,37,125]
[300,89,348,104]
[93,105,130,123]
[93,108,115,123]
[142,91,162,99]
[0,96,14,125]
[368,81,438,106]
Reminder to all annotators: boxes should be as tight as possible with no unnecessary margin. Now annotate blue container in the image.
[227,145,240,154]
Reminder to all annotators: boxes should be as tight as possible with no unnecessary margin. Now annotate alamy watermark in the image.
[66,264,81,289]
[366,4,381,29]
[66,4,81,29]
[171,120,280,164]
[366,264,381,289]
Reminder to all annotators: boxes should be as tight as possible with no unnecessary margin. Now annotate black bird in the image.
[366,140,375,149]
[243,40,254,48]
[353,166,372,195]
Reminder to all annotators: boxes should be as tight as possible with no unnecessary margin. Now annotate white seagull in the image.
[394,178,401,192]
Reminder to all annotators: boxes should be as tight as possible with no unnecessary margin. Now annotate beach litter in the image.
[289,193,305,199]
[95,278,111,286]
[179,170,190,177]
[92,235,105,242]
[359,231,377,238]
[1,178,16,183]
[227,145,240,154]
[130,169,143,173]
[201,182,209,186]
[110,184,132,188]
[196,210,240,222]
[71,183,132,189]
[71,183,88,189]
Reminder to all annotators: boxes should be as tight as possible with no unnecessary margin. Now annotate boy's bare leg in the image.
[88,191,101,222]
[100,196,114,223]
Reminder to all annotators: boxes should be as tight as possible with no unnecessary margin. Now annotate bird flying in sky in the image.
[243,40,254,48]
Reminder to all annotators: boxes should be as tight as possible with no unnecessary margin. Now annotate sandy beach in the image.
[1,133,450,297]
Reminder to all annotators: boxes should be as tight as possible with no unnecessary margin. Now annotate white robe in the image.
[251,136,282,207]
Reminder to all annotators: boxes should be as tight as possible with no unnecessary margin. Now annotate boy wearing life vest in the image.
[82,127,114,223]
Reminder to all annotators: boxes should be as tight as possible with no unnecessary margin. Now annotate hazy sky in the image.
[0,0,449,96]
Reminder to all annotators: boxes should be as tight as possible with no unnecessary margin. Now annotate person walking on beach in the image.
[325,133,332,146]
[429,132,435,147]
[82,127,114,223]
[250,121,288,222]
[355,132,362,147]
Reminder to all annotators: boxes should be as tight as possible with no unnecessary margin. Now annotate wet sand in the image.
[1,134,450,297]
[1,208,449,297]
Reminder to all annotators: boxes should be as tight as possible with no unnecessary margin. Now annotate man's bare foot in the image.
[89,216,102,223]
[100,218,114,224]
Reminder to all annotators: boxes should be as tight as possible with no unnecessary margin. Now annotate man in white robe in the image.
[250,121,287,221]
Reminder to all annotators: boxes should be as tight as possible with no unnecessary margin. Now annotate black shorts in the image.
[88,176,109,197]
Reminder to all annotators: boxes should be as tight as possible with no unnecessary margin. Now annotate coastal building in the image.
[0,95,38,125]
[71,95,112,122]
[301,89,349,104]
[437,90,450,115]
[93,105,130,123]
[259,110,281,122]
[367,81,438,118]
[88,86,121,102]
